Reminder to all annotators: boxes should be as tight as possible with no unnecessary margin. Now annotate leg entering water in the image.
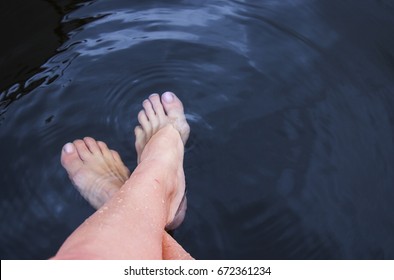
[56,92,192,260]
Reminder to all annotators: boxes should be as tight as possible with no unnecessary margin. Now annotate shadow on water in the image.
[1,0,394,259]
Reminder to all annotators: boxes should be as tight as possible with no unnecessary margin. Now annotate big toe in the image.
[60,142,83,177]
[161,91,185,118]
[161,92,190,143]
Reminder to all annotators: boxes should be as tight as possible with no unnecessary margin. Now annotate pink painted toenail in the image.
[63,143,74,154]
[163,92,174,103]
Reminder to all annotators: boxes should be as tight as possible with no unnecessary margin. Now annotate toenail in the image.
[163,91,174,103]
[63,143,74,154]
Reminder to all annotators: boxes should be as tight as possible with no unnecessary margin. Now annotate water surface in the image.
[1,0,394,259]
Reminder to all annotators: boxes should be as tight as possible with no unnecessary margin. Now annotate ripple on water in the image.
[2,0,394,260]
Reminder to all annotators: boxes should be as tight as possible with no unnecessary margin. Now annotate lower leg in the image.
[55,92,192,259]
[54,127,183,259]
[163,232,194,260]
[58,137,193,259]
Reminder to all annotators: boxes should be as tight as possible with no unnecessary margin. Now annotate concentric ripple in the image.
[1,0,394,260]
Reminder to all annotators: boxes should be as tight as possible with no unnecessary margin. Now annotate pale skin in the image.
[52,92,193,260]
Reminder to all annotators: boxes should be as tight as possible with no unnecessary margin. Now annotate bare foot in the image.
[61,92,190,230]
[135,92,190,163]
[60,137,130,209]
[134,92,190,230]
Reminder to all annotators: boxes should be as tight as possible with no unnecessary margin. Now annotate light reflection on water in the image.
[1,0,394,259]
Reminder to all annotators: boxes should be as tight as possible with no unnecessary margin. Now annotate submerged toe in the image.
[61,142,84,176]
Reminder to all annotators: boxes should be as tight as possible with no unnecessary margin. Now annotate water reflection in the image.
[1,0,394,259]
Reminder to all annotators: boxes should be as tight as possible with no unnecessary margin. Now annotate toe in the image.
[161,91,185,118]
[161,92,190,144]
[134,125,146,162]
[61,142,84,176]
[143,99,155,120]
[73,139,93,161]
[83,137,101,155]
[143,99,159,127]
[111,150,122,164]
[138,110,151,134]
[134,125,145,141]
[97,141,114,161]
[149,93,166,118]
[111,150,130,180]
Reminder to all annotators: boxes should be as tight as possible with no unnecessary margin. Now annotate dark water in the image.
[1,0,394,260]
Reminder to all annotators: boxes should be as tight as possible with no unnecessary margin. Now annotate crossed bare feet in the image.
[61,92,190,229]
